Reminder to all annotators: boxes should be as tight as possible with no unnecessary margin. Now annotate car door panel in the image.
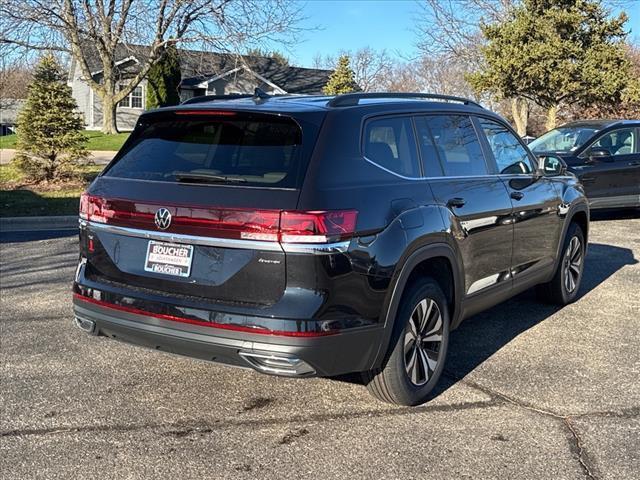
[573,127,640,207]
[475,116,563,285]
[501,176,562,278]
[428,178,514,296]
[414,114,514,298]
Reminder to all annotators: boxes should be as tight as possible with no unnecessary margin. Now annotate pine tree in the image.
[468,0,636,130]
[15,54,87,182]
[146,44,182,109]
[323,55,358,95]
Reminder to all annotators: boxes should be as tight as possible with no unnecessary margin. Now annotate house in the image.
[68,45,333,131]
[0,99,24,136]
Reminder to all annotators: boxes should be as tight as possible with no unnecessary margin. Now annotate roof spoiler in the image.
[181,88,272,106]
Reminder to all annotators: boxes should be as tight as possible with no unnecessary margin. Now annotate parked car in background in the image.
[529,120,640,210]
[73,92,589,406]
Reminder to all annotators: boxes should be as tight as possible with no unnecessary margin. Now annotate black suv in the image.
[530,119,640,210]
[73,92,589,406]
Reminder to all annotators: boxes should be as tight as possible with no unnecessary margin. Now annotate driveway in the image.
[0,149,116,165]
[1,213,638,479]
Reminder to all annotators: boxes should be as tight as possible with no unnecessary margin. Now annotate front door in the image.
[575,127,640,208]
[475,117,563,282]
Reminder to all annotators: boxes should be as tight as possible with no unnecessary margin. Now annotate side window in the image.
[478,118,534,174]
[414,117,444,177]
[419,115,487,176]
[364,116,421,178]
[587,128,636,157]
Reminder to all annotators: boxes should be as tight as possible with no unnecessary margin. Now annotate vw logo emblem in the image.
[154,208,172,230]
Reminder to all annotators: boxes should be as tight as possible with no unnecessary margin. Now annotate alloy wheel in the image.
[403,298,444,386]
[563,236,583,294]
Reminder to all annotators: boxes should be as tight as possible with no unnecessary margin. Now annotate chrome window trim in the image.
[364,157,505,181]
[82,220,350,255]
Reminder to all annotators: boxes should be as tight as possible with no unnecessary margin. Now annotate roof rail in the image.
[181,93,253,105]
[327,92,483,108]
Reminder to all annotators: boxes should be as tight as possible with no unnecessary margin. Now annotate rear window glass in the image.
[105,113,304,187]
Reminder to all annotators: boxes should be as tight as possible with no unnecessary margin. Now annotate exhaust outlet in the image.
[239,351,315,376]
[74,316,96,334]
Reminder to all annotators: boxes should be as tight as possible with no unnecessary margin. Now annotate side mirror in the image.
[586,148,612,163]
[537,155,567,176]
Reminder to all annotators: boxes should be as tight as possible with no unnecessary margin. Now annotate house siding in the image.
[70,48,332,132]
[91,79,147,132]
[70,62,93,127]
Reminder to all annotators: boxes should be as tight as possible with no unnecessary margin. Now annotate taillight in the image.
[280,210,358,243]
[79,194,111,223]
[79,192,89,220]
[80,194,358,245]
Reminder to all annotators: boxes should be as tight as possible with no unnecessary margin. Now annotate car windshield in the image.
[529,126,600,153]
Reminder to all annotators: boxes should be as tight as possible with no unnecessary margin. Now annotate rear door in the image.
[415,114,514,297]
[475,117,562,281]
[83,109,322,306]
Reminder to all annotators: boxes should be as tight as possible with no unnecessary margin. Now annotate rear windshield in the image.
[104,113,304,188]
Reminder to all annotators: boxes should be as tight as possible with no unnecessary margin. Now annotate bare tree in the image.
[313,47,393,92]
[415,0,533,134]
[0,60,34,103]
[1,1,304,133]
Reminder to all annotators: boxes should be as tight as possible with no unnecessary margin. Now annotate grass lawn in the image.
[0,130,129,151]
[0,162,105,217]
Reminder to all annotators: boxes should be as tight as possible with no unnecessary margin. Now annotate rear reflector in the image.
[80,193,357,244]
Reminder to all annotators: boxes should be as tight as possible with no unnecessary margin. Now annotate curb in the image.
[0,215,78,232]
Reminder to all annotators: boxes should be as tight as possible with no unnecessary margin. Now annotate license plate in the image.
[144,241,193,278]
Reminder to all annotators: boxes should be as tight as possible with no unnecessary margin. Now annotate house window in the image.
[119,85,143,109]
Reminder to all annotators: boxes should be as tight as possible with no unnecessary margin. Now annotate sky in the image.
[287,0,640,68]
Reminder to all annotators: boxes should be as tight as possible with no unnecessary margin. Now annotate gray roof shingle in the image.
[84,44,332,94]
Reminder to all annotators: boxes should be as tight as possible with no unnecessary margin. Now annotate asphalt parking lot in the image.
[1,212,639,480]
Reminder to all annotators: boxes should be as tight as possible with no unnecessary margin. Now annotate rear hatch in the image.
[82,108,324,306]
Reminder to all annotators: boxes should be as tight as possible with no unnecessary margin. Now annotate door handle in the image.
[629,161,640,166]
[446,197,466,208]
[581,176,596,184]
[510,191,524,201]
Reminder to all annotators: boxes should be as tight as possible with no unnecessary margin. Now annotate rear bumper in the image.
[72,294,383,377]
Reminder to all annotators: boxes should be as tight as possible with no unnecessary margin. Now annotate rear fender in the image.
[368,241,463,371]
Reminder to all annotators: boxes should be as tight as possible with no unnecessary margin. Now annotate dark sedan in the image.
[530,120,640,210]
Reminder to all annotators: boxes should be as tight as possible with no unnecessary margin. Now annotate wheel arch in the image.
[552,202,589,278]
[369,242,463,371]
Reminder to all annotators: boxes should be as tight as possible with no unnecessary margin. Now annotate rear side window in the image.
[418,115,488,176]
[478,118,534,174]
[105,113,303,187]
[363,116,421,178]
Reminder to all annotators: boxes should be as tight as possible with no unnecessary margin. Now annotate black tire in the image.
[363,278,450,406]
[536,222,585,305]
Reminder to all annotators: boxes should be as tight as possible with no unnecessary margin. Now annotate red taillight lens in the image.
[79,192,89,220]
[80,194,358,244]
[79,194,112,223]
[280,210,358,243]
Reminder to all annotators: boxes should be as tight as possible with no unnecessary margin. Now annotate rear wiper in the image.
[174,172,247,184]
